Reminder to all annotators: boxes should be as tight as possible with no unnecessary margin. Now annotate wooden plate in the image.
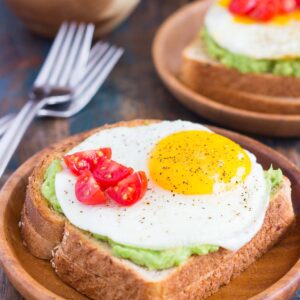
[203,87,300,115]
[152,0,300,137]
[1,126,300,299]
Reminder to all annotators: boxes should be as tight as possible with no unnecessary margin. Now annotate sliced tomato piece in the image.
[92,159,134,189]
[106,171,148,206]
[229,0,257,15]
[64,148,112,176]
[249,0,280,21]
[75,170,107,205]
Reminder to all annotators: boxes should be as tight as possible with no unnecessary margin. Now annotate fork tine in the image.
[46,22,78,87]
[68,23,95,87]
[34,22,69,88]
[85,42,110,75]
[72,47,123,105]
[74,42,116,95]
[57,24,85,87]
[76,46,123,96]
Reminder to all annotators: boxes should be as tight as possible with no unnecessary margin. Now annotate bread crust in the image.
[20,206,56,260]
[20,120,295,300]
[180,38,300,105]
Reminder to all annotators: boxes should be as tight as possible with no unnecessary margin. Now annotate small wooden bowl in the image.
[5,0,139,38]
[152,0,300,137]
[1,127,300,299]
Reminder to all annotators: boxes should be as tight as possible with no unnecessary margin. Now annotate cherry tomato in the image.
[64,148,112,176]
[75,170,107,205]
[279,0,297,13]
[106,171,148,206]
[249,0,280,21]
[229,0,257,15]
[92,159,134,189]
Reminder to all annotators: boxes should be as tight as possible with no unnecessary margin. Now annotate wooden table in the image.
[1,0,300,299]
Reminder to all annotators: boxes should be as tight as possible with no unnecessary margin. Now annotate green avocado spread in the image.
[92,233,218,270]
[264,166,283,197]
[41,160,283,270]
[202,28,300,76]
[41,159,63,213]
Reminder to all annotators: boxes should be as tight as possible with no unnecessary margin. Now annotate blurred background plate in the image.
[5,0,139,38]
[152,0,300,137]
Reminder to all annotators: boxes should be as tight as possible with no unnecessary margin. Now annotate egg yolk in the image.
[148,130,251,195]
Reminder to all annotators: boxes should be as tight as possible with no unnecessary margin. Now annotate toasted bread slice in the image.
[180,38,300,107]
[20,120,295,300]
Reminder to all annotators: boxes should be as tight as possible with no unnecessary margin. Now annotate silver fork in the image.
[0,42,124,134]
[39,42,123,118]
[0,22,95,178]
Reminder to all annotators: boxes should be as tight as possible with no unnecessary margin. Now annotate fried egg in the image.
[204,0,300,59]
[55,121,269,251]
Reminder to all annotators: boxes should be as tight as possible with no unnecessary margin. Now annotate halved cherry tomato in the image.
[229,0,257,15]
[230,0,297,20]
[92,159,133,189]
[75,170,107,205]
[279,0,297,13]
[106,171,148,206]
[249,0,280,21]
[64,148,112,176]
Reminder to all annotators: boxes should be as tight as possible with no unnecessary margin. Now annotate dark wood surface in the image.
[1,0,300,298]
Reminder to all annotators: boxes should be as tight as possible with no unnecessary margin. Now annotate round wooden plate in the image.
[0,126,300,299]
[152,0,300,137]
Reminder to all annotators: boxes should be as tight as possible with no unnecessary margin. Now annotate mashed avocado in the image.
[92,233,218,270]
[41,160,283,270]
[264,166,283,197]
[202,28,300,76]
[41,159,63,213]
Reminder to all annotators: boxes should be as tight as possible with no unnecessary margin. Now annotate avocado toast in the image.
[180,0,300,111]
[20,120,295,300]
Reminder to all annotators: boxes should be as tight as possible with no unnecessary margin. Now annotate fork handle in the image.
[0,99,46,178]
[0,114,14,137]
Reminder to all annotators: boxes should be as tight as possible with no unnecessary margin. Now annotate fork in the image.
[0,22,95,178]
[0,42,124,135]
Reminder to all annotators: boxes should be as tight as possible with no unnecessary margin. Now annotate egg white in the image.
[55,121,269,251]
[204,2,300,59]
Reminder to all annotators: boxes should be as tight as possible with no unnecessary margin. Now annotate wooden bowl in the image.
[1,126,300,299]
[5,0,139,38]
[152,0,300,137]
